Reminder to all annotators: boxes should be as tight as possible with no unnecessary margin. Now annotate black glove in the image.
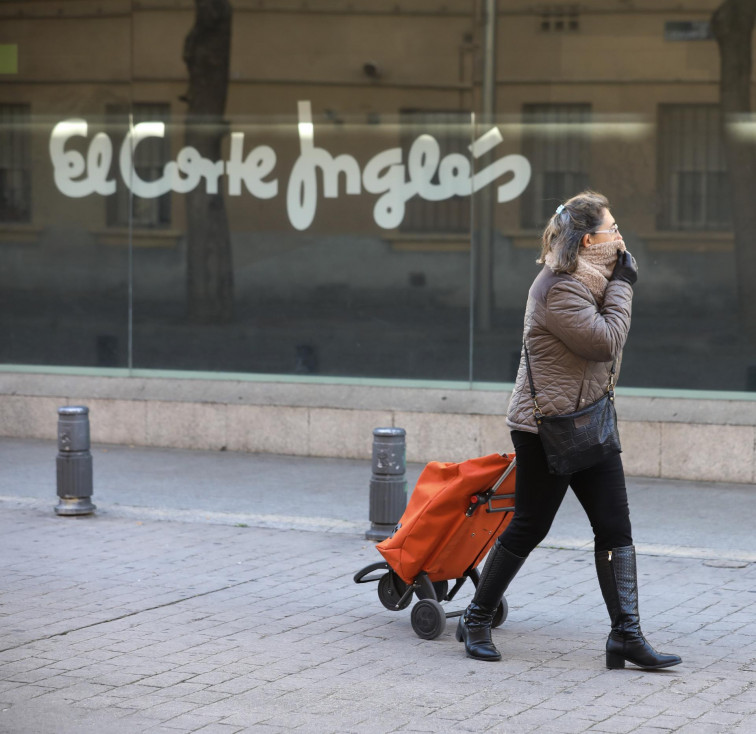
[611,250,637,286]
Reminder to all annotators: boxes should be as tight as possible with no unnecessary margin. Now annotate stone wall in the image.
[1,372,754,484]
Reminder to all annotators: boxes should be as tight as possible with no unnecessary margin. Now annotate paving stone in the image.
[192,724,243,734]
[141,699,203,723]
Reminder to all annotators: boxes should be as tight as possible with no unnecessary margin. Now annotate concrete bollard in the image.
[55,406,96,516]
[366,427,407,542]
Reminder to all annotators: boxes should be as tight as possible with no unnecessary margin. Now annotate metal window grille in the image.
[106,102,172,228]
[399,110,470,234]
[0,103,31,222]
[657,104,731,231]
[520,103,591,229]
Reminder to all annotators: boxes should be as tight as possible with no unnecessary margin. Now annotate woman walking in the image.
[456,190,681,670]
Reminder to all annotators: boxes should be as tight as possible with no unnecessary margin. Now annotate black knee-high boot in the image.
[455,541,526,661]
[595,545,682,670]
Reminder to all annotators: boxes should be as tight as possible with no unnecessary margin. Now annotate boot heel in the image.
[606,651,625,669]
[455,618,464,643]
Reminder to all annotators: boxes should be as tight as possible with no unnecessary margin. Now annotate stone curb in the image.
[2,495,753,565]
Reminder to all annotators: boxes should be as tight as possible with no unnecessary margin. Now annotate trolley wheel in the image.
[492,597,508,628]
[415,580,449,602]
[377,571,412,611]
[410,599,447,640]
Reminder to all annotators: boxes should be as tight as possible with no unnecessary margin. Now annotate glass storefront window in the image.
[2,1,755,392]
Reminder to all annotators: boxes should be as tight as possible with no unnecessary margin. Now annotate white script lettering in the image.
[50,119,116,198]
[49,102,531,230]
[287,101,362,231]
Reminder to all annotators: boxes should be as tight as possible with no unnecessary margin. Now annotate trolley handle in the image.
[486,493,515,514]
[464,457,516,516]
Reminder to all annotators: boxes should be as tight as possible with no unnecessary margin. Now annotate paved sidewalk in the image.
[0,438,755,733]
[2,439,754,562]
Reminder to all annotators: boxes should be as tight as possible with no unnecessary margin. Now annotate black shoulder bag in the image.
[523,343,622,475]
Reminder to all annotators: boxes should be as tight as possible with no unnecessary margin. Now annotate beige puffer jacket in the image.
[506,266,633,434]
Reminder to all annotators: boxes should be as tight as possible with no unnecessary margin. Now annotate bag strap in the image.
[523,340,616,423]
[522,341,543,422]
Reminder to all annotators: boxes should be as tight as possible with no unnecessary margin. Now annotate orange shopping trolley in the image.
[354,452,516,640]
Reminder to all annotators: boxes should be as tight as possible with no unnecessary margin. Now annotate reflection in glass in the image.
[0,104,31,222]
[3,1,756,393]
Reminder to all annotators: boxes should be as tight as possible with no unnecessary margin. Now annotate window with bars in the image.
[0,103,31,222]
[399,110,471,233]
[106,102,172,228]
[520,103,591,229]
[657,104,731,231]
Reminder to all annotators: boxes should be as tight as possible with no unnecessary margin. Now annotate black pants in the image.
[497,430,633,558]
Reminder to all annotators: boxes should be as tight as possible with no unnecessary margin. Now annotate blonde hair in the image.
[538,190,609,273]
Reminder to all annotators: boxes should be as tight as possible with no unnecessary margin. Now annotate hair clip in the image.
[555,204,565,215]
